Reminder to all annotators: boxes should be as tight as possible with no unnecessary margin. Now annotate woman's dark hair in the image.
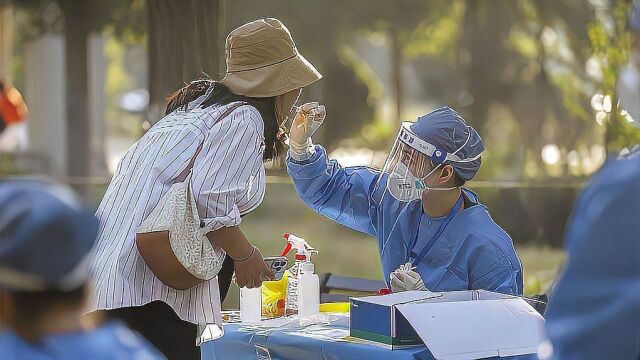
[165,80,282,161]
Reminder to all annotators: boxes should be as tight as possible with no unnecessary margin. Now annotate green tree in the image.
[588,0,640,153]
[345,0,451,125]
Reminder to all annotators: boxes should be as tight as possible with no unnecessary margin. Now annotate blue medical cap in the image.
[409,106,484,181]
[0,180,99,292]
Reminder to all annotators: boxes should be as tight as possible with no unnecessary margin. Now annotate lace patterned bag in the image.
[135,103,243,290]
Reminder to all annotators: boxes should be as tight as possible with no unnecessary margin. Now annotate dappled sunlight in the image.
[329,147,387,168]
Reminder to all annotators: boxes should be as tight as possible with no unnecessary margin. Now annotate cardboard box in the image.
[350,291,437,349]
[350,290,546,359]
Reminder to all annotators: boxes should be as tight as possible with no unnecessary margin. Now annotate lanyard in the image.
[408,194,463,266]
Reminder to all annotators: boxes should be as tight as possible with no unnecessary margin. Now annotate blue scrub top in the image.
[544,151,640,360]
[0,321,164,360]
[287,145,523,295]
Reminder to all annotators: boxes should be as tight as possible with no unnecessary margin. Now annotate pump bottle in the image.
[297,261,320,318]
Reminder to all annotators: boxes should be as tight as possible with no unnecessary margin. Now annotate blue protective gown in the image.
[287,146,523,295]
[544,151,640,360]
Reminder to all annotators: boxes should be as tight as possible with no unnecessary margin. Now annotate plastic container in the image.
[281,233,316,316]
[297,261,320,318]
[261,274,288,318]
[240,286,261,323]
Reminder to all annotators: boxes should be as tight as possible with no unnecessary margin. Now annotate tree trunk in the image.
[390,27,403,125]
[0,5,13,85]
[57,0,92,196]
[147,0,221,123]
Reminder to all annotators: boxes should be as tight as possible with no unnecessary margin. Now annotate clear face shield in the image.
[375,122,483,202]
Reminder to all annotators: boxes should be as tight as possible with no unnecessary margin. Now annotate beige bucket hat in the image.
[221,18,322,98]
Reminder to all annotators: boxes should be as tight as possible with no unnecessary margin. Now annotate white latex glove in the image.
[390,262,427,292]
[288,102,326,161]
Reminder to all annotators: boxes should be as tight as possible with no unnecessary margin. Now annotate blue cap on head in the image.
[409,106,484,181]
[0,180,99,292]
[631,1,640,32]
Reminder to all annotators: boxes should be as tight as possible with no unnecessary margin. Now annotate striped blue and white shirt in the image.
[88,96,266,325]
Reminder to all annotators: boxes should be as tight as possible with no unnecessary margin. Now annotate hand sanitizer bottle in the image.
[297,261,319,319]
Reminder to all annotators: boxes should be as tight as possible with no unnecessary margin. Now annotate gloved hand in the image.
[390,262,427,292]
[288,102,326,161]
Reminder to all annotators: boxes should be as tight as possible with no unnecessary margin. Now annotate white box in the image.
[395,290,546,360]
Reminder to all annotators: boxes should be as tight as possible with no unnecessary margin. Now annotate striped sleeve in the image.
[191,106,264,232]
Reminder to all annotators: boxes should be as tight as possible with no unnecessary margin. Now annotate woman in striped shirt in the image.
[88,18,322,360]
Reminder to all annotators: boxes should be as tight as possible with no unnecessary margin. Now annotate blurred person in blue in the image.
[541,151,640,360]
[541,4,640,359]
[0,179,164,360]
[286,104,523,295]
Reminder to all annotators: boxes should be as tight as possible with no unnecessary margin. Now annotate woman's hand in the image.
[206,226,275,288]
[288,102,326,160]
[233,246,275,288]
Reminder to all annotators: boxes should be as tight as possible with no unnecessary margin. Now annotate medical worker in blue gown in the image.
[285,104,523,295]
[541,4,640,359]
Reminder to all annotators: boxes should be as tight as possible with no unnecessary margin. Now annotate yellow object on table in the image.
[262,271,350,316]
[320,302,350,313]
[261,271,288,318]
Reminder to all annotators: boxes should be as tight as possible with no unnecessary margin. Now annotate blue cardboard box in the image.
[350,291,439,349]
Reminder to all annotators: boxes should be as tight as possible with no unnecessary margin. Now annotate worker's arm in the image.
[469,256,522,295]
[287,145,380,236]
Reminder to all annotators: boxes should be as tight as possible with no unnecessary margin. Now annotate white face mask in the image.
[387,162,424,202]
[387,161,458,202]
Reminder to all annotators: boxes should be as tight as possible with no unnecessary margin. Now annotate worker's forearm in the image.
[206,226,253,260]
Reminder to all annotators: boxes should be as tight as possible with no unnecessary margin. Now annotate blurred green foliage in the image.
[588,0,640,152]
[7,0,628,248]
[10,0,639,174]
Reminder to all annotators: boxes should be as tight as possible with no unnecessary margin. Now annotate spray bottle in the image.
[281,233,316,316]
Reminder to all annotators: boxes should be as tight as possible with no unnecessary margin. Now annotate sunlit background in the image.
[1,0,638,307]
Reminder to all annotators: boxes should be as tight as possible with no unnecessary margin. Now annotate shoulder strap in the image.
[176,102,247,182]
